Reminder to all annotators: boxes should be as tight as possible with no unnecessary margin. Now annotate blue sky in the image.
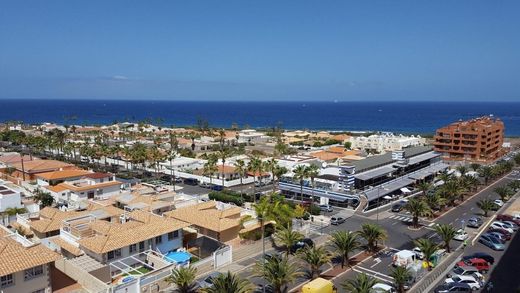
[0,1,519,101]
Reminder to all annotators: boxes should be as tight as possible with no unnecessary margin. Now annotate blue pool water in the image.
[164,251,191,264]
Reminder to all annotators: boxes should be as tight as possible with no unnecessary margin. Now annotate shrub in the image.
[309,204,321,216]
[208,191,244,206]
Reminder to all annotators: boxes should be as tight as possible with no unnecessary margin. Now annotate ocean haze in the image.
[1,100,519,136]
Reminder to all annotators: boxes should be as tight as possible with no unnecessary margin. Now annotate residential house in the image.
[6,159,76,181]
[0,225,61,293]
[0,181,23,213]
[35,170,93,187]
[43,173,122,204]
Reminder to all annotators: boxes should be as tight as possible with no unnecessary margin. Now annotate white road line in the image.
[391,222,398,225]
[428,222,436,227]
[353,267,394,282]
[370,258,381,268]
[463,212,467,216]
[470,207,474,210]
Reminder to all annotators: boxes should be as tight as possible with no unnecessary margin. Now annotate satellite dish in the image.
[322,162,327,168]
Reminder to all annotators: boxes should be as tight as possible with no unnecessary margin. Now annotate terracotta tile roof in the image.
[217,165,237,174]
[29,205,124,234]
[0,236,61,276]
[310,151,344,161]
[59,180,122,192]
[10,160,74,173]
[164,201,242,232]
[83,172,112,179]
[331,134,351,141]
[50,237,83,256]
[36,170,92,180]
[0,154,40,165]
[78,210,189,254]
[45,184,70,193]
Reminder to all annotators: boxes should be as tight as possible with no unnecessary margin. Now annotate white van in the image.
[392,250,418,268]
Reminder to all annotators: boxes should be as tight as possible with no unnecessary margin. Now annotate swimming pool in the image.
[164,251,191,264]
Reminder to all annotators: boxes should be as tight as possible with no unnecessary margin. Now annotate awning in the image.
[400,187,412,194]
[355,165,396,181]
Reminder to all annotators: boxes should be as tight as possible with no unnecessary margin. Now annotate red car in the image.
[457,258,490,273]
[488,228,512,240]
[496,214,520,226]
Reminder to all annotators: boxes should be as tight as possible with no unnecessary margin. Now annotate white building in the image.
[43,173,122,204]
[350,133,425,153]
[0,181,23,213]
[238,129,268,144]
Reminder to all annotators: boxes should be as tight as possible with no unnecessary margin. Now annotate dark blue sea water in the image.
[1,100,519,136]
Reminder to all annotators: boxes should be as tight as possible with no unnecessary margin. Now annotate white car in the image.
[501,221,519,231]
[453,229,468,241]
[412,247,424,260]
[372,283,396,293]
[494,199,504,207]
[445,275,482,290]
[490,221,514,233]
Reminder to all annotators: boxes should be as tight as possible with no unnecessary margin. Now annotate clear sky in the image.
[1,1,519,101]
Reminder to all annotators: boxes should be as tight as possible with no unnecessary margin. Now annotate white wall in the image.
[0,264,52,293]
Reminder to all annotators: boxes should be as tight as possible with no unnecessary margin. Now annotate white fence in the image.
[213,245,233,269]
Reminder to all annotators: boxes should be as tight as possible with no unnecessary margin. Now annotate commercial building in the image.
[433,116,504,162]
[349,133,425,153]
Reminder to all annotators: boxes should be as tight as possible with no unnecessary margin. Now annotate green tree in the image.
[434,224,457,253]
[417,181,432,197]
[3,207,27,216]
[234,159,247,198]
[248,156,263,203]
[273,225,304,256]
[414,238,439,271]
[342,273,377,293]
[306,165,320,204]
[478,166,493,185]
[298,246,331,279]
[253,255,302,293]
[494,186,512,202]
[358,223,387,253]
[477,197,495,217]
[293,165,308,202]
[202,271,252,293]
[165,266,198,293]
[272,165,289,195]
[390,266,411,293]
[217,148,233,189]
[404,198,432,228]
[34,189,54,208]
[470,163,481,172]
[329,230,360,268]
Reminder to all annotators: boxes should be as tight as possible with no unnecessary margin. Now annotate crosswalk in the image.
[388,214,414,222]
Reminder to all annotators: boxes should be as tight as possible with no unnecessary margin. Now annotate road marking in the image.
[470,207,474,210]
[353,266,394,282]
[428,222,436,227]
[370,258,381,268]
[391,222,398,225]
[463,212,467,215]
[428,233,438,239]
[455,217,459,221]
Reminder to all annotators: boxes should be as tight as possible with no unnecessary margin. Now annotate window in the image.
[129,244,137,253]
[139,241,145,251]
[107,249,122,260]
[173,230,179,238]
[155,235,162,244]
[168,232,174,241]
[24,265,44,281]
[1,274,13,288]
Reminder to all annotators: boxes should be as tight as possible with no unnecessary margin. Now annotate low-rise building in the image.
[0,225,61,293]
[350,133,425,153]
[0,181,22,213]
[6,159,76,181]
[43,173,122,204]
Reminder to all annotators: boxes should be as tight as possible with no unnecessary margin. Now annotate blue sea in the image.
[1,100,519,136]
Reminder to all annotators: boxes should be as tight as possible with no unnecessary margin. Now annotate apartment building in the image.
[0,225,60,293]
[433,116,504,162]
[350,133,425,153]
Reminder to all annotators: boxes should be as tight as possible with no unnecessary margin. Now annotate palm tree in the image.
[456,165,468,176]
[470,163,481,172]
[253,255,302,293]
[404,198,431,228]
[254,197,277,264]
[478,166,493,185]
[508,180,520,192]
[414,238,439,271]
[477,197,495,217]
[390,266,411,293]
[165,266,198,293]
[425,193,446,213]
[248,157,263,203]
[329,230,360,268]
[417,181,432,197]
[4,207,27,216]
[274,226,304,256]
[272,165,289,195]
[443,179,464,205]
[494,186,512,202]
[293,165,308,202]
[203,157,218,186]
[358,223,387,254]
[218,148,233,189]
[434,224,457,253]
[298,246,331,279]
[234,159,247,198]
[342,273,377,293]
[202,271,252,293]
[306,165,320,204]
[167,150,178,191]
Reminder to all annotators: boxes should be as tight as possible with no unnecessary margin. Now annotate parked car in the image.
[479,234,505,251]
[496,214,520,226]
[487,232,508,243]
[330,216,346,225]
[290,238,314,253]
[462,253,495,265]
[493,199,504,207]
[319,205,333,212]
[445,275,482,291]
[456,258,490,273]
[198,272,222,289]
[490,221,514,234]
[434,282,472,293]
[453,229,469,241]
[467,217,483,228]
[372,283,396,293]
[448,266,482,280]
[501,220,519,231]
[487,228,512,240]
[391,202,405,212]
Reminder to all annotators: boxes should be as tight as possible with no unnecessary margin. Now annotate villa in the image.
[43,173,122,204]
[0,225,61,293]
[5,159,76,181]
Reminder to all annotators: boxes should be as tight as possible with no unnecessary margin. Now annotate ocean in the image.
[1,99,519,136]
